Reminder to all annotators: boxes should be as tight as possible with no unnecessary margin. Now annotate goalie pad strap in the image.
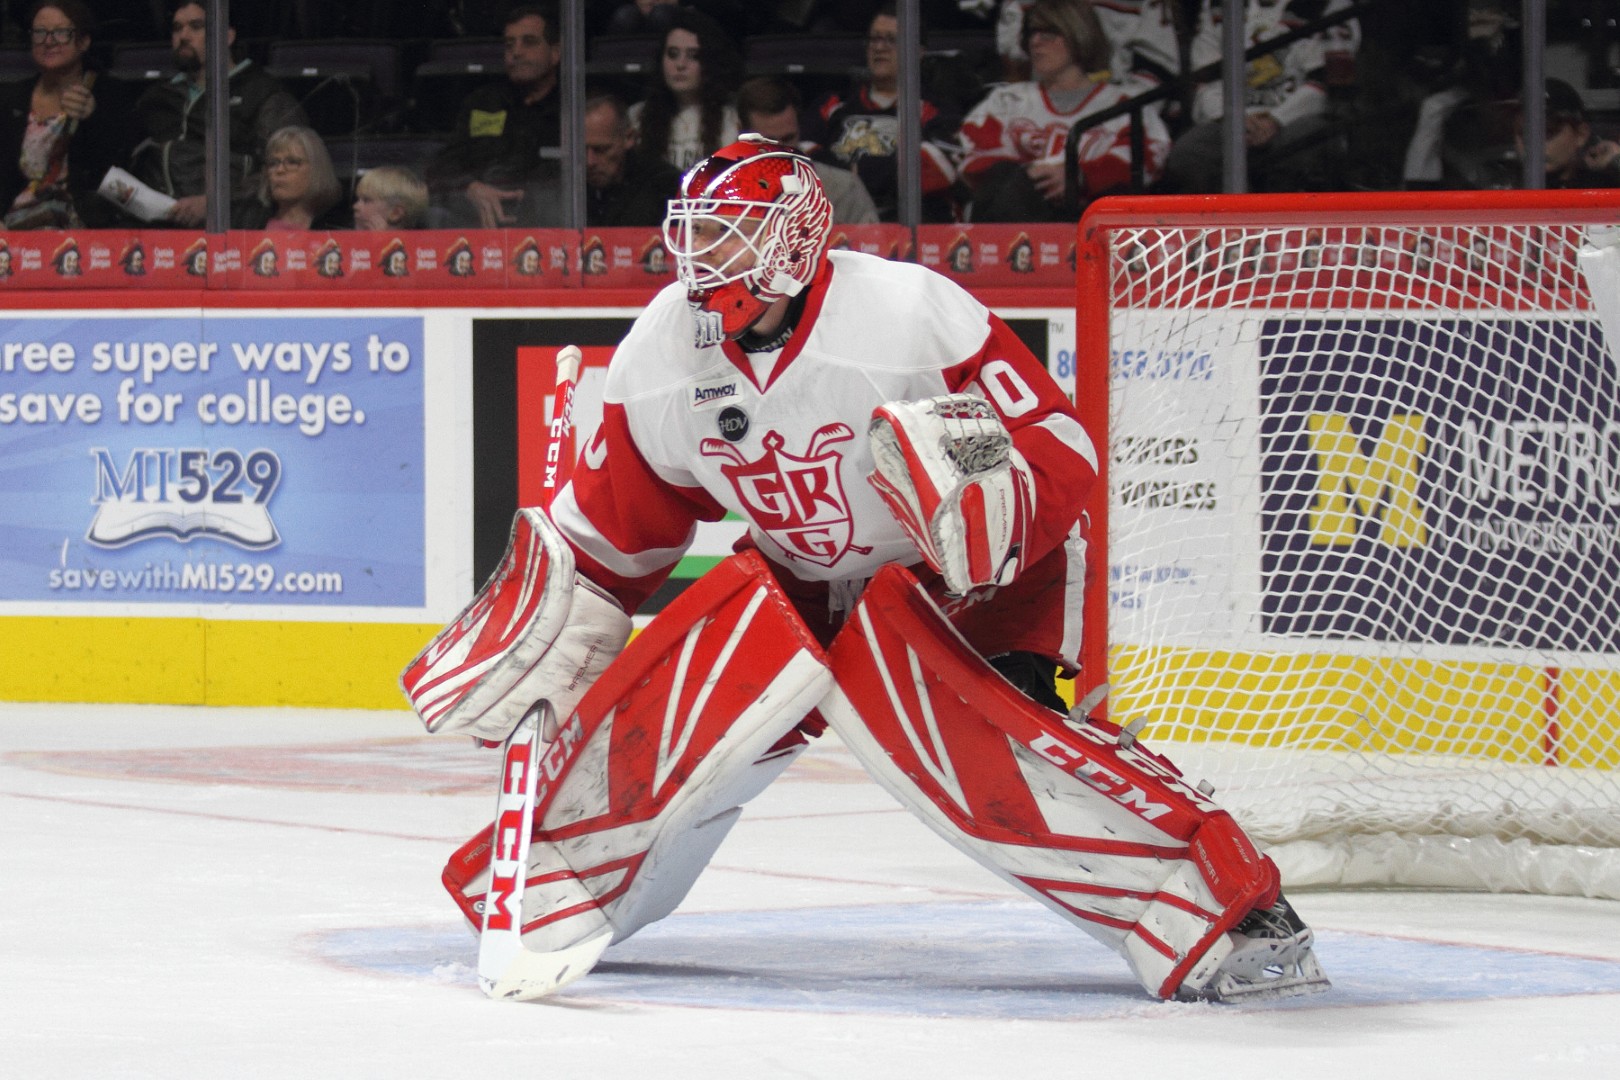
[822,563,1280,999]
[401,508,632,741]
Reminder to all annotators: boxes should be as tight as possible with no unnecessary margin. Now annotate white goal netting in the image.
[1081,192,1620,898]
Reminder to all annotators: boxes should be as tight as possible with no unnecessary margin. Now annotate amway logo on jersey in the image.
[691,379,738,409]
[700,424,872,567]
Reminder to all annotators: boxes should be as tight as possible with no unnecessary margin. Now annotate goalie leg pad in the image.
[823,563,1309,1000]
[401,508,631,742]
[868,394,1036,596]
[447,551,833,992]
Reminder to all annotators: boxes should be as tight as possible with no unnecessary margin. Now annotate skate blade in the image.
[1196,952,1331,1003]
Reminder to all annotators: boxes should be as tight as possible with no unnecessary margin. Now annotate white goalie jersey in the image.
[548,249,1098,617]
[421,241,1325,1009]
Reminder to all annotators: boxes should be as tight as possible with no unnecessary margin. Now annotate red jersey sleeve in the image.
[551,401,729,613]
[942,314,1098,566]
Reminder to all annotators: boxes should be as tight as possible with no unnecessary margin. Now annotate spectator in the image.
[1111,0,1194,121]
[997,0,1036,81]
[352,165,429,229]
[1401,0,1520,190]
[1160,0,1360,194]
[583,94,681,227]
[628,8,742,171]
[736,76,879,224]
[235,126,346,230]
[131,0,307,227]
[999,0,1183,91]
[957,0,1170,221]
[810,3,960,223]
[1523,79,1620,189]
[425,3,562,228]
[0,0,138,229]
[604,0,679,36]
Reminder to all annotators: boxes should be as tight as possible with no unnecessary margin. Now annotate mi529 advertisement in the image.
[0,314,425,609]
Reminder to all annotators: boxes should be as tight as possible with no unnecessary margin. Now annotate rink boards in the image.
[0,295,1076,710]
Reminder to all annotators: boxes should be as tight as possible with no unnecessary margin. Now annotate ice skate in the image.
[1185,895,1330,1003]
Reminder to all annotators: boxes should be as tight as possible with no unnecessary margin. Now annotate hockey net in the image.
[1074,190,1620,899]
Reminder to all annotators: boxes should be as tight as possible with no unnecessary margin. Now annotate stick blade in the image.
[481,926,614,1001]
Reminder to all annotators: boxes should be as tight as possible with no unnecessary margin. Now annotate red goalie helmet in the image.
[663,135,834,342]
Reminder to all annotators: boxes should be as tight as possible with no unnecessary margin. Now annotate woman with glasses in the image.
[628,8,742,171]
[956,0,1168,221]
[235,126,347,230]
[0,0,137,229]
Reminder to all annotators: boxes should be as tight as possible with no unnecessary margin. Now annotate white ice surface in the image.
[4,703,1619,1079]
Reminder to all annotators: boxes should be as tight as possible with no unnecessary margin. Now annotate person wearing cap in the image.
[1524,78,1620,189]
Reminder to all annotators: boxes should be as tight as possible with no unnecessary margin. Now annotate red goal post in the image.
[1073,190,1620,899]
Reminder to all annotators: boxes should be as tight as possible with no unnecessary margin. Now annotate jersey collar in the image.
[720,256,835,393]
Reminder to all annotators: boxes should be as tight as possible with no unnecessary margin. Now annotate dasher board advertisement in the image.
[0,313,425,609]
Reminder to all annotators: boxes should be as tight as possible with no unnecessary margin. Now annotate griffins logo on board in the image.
[512,236,542,277]
[120,240,146,276]
[314,238,344,279]
[641,235,669,275]
[183,237,207,277]
[445,237,475,277]
[380,237,409,278]
[947,232,973,274]
[1008,232,1035,274]
[0,238,12,280]
[699,424,873,568]
[250,237,279,278]
[53,237,82,277]
[829,229,903,260]
[1403,233,1436,274]
[581,235,607,277]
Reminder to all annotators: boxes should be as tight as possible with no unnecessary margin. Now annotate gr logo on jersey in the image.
[700,423,872,567]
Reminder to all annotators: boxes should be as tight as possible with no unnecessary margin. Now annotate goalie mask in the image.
[663,135,834,343]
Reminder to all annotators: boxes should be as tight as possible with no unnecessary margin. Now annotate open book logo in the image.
[84,446,282,550]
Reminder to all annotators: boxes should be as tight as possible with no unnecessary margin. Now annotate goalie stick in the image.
[473,345,583,999]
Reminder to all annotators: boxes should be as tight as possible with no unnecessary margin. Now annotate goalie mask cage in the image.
[1074,189,1620,900]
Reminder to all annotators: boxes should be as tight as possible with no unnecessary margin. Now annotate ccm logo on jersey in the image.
[692,379,740,409]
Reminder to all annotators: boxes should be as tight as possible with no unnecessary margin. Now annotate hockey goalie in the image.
[402,136,1328,1004]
